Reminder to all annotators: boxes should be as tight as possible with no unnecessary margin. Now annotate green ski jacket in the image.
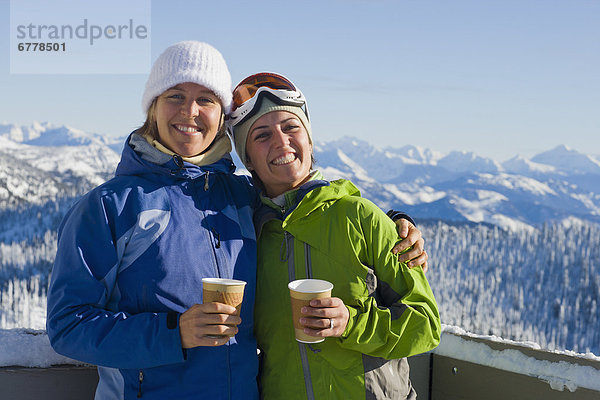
[254,175,441,400]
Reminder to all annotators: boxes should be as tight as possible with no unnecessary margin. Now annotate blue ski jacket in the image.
[46,133,259,399]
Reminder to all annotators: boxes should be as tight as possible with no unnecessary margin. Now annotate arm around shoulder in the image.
[339,201,441,359]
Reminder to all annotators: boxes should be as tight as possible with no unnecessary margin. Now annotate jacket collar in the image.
[115,131,235,180]
[254,172,361,238]
[260,171,329,217]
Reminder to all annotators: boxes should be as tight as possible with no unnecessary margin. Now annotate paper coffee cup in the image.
[202,278,247,316]
[288,279,334,343]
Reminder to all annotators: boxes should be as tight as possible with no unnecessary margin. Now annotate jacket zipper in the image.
[137,370,144,398]
[285,231,316,399]
[281,231,291,263]
[304,242,312,279]
[208,226,222,278]
[197,170,221,278]
[298,344,316,400]
[171,155,184,175]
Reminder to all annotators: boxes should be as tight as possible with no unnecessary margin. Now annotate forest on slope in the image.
[420,219,599,355]
[1,202,598,355]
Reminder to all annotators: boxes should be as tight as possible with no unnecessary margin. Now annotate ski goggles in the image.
[228,72,309,127]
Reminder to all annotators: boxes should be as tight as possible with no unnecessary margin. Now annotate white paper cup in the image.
[288,279,334,343]
[202,278,247,316]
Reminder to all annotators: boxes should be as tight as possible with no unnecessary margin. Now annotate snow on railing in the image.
[2,324,600,396]
[0,328,85,368]
[435,325,600,393]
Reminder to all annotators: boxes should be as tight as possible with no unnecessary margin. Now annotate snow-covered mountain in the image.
[531,145,600,175]
[0,123,123,209]
[0,122,124,152]
[2,123,600,232]
[313,137,600,231]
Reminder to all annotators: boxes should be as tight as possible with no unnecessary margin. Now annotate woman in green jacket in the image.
[229,73,441,400]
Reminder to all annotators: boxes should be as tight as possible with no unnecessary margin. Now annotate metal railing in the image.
[1,330,599,400]
[410,330,600,400]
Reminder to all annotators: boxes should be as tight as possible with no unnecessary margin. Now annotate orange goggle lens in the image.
[232,73,298,111]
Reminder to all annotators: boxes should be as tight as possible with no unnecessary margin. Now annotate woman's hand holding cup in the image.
[288,279,348,342]
[180,278,247,348]
[300,297,349,338]
[179,302,241,348]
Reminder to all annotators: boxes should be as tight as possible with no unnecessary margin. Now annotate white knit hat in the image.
[141,41,232,113]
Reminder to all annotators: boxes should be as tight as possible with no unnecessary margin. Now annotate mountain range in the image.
[315,138,600,231]
[2,122,599,356]
[1,122,599,231]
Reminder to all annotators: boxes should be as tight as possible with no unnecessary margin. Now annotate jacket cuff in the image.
[386,210,416,227]
[166,312,187,360]
[167,311,179,329]
[341,305,359,339]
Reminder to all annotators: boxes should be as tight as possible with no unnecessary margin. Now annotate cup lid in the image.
[202,278,247,286]
[288,279,333,293]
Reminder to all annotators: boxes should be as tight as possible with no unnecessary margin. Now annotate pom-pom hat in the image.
[141,41,232,113]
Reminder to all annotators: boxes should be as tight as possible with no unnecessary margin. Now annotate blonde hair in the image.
[137,99,159,140]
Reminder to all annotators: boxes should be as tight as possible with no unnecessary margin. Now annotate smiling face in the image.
[245,111,313,197]
[154,82,223,157]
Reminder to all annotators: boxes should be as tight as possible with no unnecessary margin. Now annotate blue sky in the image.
[1,0,598,161]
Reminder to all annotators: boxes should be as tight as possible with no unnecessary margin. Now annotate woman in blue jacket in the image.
[46,41,426,399]
[47,41,261,399]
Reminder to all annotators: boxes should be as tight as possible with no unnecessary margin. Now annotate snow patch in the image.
[0,329,86,368]
[570,192,600,214]
[382,184,446,205]
[320,166,354,181]
[336,149,374,182]
[488,214,538,233]
[502,155,557,174]
[477,173,557,196]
